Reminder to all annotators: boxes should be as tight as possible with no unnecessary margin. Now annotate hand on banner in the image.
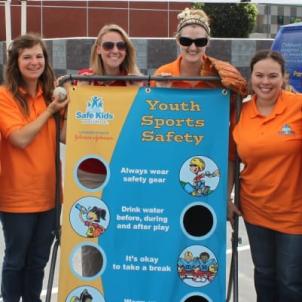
[155,72,173,88]
[227,199,241,228]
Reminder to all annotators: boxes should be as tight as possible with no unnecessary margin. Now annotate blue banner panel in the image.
[99,87,230,302]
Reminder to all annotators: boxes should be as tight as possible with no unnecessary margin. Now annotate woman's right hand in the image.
[227,199,242,228]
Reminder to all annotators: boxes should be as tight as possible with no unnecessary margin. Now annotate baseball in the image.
[53,86,67,102]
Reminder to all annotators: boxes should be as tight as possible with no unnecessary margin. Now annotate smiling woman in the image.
[0,33,68,301]
[70,23,143,278]
[80,23,141,82]
[228,50,302,302]
[153,7,247,97]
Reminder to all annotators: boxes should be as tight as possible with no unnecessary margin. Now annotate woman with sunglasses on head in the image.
[154,7,246,96]
[228,50,302,302]
[0,33,68,302]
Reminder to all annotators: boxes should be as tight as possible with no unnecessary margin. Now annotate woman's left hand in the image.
[227,199,242,228]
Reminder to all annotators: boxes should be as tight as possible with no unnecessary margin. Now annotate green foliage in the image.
[290,17,302,24]
[192,3,258,38]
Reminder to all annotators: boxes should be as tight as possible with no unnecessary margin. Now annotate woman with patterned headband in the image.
[154,7,247,96]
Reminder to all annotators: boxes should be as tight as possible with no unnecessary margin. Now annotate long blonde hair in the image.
[90,24,140,75]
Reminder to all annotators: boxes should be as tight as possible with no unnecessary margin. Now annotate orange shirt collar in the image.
[177,54,209,76]
[250,91,286,119]
[19,84,43,98]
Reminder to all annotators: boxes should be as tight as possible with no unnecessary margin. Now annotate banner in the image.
[58,85,230,302]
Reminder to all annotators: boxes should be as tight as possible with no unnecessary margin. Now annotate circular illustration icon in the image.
[66,286,105,302]
[70,196,110,238]
[75,156,109,191]
[70,243,106,279]
[179,156,220,197]
[177,245,218,287]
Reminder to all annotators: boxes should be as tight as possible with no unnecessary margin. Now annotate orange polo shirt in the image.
[0,133,1,174]
[0,86,56,213]
[231,90,302,234]
[154,55,222,89]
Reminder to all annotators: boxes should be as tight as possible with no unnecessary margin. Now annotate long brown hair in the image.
[90,24,140,76]
[4,33,55,116]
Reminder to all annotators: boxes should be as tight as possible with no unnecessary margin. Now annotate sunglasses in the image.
[101,41,127,51]
[179,37,208,47]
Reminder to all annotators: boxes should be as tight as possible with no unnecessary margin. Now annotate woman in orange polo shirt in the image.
[229,50,302,301]
[0,33,68,302]
[72,23,140,190]
[76,24,141,186]
[154,7,247,96]
[73,24,141,277]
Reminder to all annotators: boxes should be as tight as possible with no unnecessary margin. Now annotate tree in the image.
[193,3,258,38]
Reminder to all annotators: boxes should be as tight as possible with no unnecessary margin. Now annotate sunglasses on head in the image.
[101,41,127,51]
[179,37,208,47]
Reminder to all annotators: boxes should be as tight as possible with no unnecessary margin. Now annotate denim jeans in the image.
[0,209,57,302]
[245,221,302,302]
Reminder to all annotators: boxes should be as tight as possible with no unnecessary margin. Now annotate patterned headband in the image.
[177,8,210,35]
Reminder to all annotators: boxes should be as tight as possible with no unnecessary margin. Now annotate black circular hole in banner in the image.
[184,295,209,302]
[183,204,213,237]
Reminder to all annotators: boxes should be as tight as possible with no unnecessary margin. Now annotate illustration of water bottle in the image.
[75,203,88,214]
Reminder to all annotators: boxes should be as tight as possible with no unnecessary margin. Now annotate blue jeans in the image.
[0,209,57,302]
[245,222,302,302]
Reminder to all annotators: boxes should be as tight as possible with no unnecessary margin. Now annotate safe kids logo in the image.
[279,124,295,136]
[75,95,114,125]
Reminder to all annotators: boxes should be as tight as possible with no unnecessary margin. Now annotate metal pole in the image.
[58,74,220,86]
[45,112,62,302]
[226,93,242,302]
[232,94,242,302]
[5,0,12,50]
[21,0,27,35]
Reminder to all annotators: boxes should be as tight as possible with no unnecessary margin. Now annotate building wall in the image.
[0,1,301,41]
[0,1,187,40]
[256,4,302,37]
[0,37,273,84]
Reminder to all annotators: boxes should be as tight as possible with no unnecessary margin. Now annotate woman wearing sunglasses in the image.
[75,23,141,187]
[76,23,141,192]
[78,23,141,85]
[75,23,141,277]
[154,7,246,96]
